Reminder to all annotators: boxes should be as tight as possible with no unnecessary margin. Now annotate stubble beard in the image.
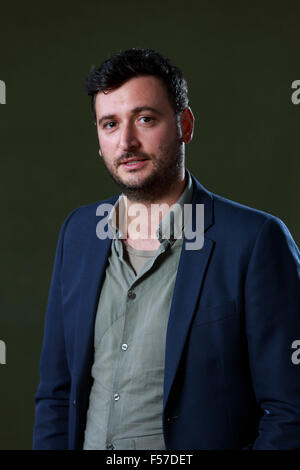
[100,133,185,203]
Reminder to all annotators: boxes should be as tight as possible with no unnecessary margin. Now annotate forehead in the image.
[94,75,172,116]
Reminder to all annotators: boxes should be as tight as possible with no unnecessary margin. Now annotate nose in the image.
[118,121,140,152]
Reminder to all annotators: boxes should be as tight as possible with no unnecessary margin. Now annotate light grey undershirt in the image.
[123,242,157,275]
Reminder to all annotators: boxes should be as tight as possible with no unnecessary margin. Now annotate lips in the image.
[120,158,149,170]
[121,157,148,164]
[123,160,146,165]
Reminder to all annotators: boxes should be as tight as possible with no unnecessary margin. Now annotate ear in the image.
[180,107,194,144]
[98,148,103,158]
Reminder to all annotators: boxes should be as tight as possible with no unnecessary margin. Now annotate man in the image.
[33,48,300,450]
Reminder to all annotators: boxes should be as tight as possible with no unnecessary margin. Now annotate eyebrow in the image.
[97,106,163,126]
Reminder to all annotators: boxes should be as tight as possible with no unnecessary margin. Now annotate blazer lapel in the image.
[75,201,116,381]
[163,178,215,410]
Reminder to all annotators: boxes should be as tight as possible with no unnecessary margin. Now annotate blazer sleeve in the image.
[32,209,78,450]
[244,216,300,449]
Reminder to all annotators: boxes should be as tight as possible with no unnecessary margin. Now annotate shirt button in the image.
[127,290,136,299]
[72,400,76,407]
[121,343,128,351]
[106,443,114,450]
[114,393,120,401]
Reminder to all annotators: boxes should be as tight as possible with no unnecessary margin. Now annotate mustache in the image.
[117,152,151,165]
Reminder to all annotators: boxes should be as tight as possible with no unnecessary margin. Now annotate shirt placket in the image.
[105,238,171,449]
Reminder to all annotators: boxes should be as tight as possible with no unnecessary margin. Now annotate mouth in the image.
[120,158,149,170]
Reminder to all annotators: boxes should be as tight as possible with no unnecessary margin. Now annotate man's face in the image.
[94,75,185,202]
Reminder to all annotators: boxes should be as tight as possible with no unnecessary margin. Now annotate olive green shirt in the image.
[83,170,194,450]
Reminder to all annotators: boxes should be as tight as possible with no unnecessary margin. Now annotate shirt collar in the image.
[108,194,128,239]
[156,169,193,244]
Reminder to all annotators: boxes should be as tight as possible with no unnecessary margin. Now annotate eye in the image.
[140,116,154,124]
[103,121,116,129]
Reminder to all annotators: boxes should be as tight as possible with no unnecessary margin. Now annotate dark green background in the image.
[0,0,299,449]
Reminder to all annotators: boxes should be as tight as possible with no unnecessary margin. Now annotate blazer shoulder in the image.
[194,178,292,238]
[192,176,282,231]
[212,191,277,224]
[58,195,119,241]
[213,191,300,248]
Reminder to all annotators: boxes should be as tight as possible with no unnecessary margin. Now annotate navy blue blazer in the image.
[33,174,300,450]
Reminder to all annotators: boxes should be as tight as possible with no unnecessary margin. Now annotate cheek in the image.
[145,126,175,149]
[98,133,115,152]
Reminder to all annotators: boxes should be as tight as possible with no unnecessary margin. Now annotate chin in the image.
[119,170,151,184]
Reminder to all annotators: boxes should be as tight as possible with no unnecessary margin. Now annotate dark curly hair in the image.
[84,48,189,121]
